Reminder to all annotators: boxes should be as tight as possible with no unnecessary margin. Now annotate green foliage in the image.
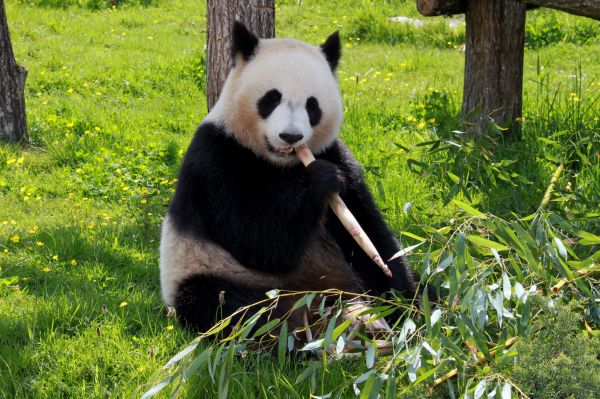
[15,0,160,9]
[349,10,465,49]
[144,207,600,398]
[526,9,600,49]
[508,300,600,399]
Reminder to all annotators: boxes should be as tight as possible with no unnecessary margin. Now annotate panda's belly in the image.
[159,215,363,306]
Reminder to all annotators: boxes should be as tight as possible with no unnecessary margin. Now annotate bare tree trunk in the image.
[462,0,526,138]
[0,0,27,143]
[206,0,275,112]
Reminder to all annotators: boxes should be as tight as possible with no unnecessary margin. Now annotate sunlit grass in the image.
[1,0,599,397]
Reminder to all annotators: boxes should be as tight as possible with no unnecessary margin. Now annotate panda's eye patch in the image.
[306,96,322,126]
[257,89,282,119]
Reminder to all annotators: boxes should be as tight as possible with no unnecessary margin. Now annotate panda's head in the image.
[208,22,343,166]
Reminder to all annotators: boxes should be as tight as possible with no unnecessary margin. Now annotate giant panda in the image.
[159,22,421,333]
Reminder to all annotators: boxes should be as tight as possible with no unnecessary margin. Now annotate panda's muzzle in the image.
[279,133,304,144]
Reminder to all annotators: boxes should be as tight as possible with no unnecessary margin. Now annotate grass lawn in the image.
[1,0,599,397]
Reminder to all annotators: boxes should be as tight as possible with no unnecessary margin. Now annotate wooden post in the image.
[0,0,28,143]
[206,0,275,112]
[461,0,526,137]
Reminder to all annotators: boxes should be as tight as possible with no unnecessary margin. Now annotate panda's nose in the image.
[279,133,303,144]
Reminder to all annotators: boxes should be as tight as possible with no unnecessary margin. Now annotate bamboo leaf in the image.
[252,318,280,338]
[467,235,509,251]
[301,339,324,351]
[430,309,442,326]
[575,230,600,245]
[553,237,568,260]
[474,379,487,399]
[332,319,351,341]
[277,321,288,367]
[401,230,426,241]
[164,342,198,369]
[389,240,426,261]
[501,382,511,399]
[141,375,172,399]
[183,347,212,379]
[366,343,375,369]
[453,199,486,218]
[502,273,511,300]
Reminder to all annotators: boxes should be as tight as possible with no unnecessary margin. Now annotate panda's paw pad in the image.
[306,160,346,194]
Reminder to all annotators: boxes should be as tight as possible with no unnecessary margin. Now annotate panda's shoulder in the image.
[185,122,226,158]
[321,140,364,180]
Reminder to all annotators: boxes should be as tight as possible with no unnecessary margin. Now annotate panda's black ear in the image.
[320,31,341,71]
[232,21,259,62]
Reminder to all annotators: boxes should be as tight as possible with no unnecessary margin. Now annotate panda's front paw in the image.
[305,160,347,195]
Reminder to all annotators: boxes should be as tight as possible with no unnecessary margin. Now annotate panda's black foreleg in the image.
[174,275,302,334]
[174,275,268,333]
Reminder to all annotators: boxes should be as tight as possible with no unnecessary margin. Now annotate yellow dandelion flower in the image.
[6,158,16,165]
[140,199,147,204]
[67,88,74,94]
[71,260,77,266]
[166,325,174,331]
[36,241,44,246]
[52,255,59,261]
[16,156,24,165]
[418,121,427,129]
[10,235,20,243]
[119,302,128,308]
[407,115,417,122]
[42,267,50,272]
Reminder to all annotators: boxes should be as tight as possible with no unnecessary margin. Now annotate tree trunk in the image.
[517,0,600,20]
[462,0,526,138]
[0,0,27,143]
[206,0,275,112]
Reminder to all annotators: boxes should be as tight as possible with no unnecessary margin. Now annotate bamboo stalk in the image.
[295,145,392,278]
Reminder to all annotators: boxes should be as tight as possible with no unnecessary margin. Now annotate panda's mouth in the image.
[268,145,295,157]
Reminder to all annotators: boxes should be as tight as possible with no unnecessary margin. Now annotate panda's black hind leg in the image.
[174,275,276,334]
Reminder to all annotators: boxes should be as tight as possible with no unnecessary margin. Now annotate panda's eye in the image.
[306,96,322,126]
[257,89,282,119]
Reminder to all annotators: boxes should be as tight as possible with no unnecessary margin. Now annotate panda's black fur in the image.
[160,22,422,333]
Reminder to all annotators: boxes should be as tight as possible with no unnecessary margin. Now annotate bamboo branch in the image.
[295,145,392,278]
[539,163,564,211]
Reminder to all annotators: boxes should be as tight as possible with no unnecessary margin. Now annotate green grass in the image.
[1,0,599,397]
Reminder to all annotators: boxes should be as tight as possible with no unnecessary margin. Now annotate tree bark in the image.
[517,0,600,20]
[206,0,275,112]
[0,0,27,143]
[462,0,526,137]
